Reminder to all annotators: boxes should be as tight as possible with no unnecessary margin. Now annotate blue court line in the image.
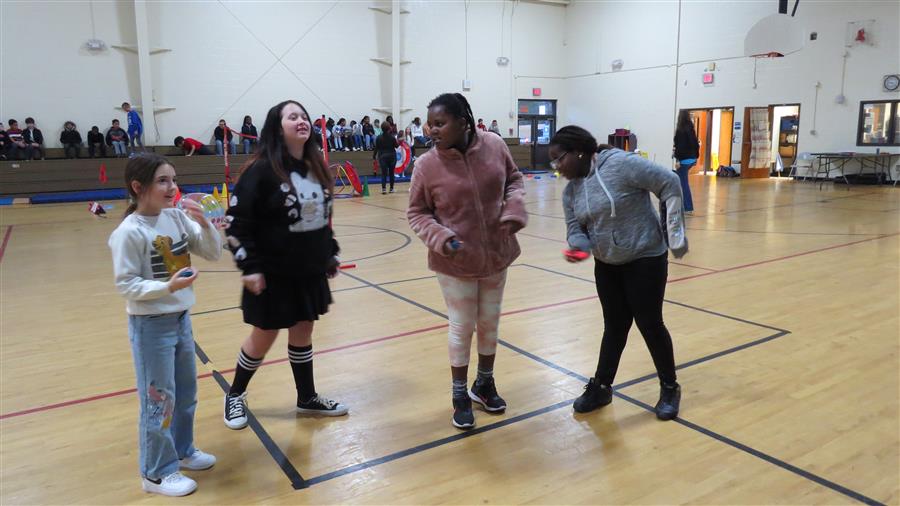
[193,342,308,489]
[295,269,882,505]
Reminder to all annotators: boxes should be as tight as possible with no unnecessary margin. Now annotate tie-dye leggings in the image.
[436,270,508,367]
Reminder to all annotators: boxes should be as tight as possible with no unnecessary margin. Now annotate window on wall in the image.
[857,100,900,146]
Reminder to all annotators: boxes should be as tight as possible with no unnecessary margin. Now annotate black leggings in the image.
[378,154,395,190]
[593,253,676,386]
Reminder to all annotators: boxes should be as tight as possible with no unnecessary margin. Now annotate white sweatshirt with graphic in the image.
[109,208,223,315]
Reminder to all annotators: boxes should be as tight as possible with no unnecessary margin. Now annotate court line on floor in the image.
[4,229,880,420]
[307,271,880,504]
[194,341,308,489]
[684,227,886,237]
[613,391,884,506]
[527,190,881,223]
[520,263,788,333]
[667,233,899,283]
[4,230,891,421]
[0,225,13,264]
[517,231,719,272]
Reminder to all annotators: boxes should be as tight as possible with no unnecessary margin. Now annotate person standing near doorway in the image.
[673,111,700,213]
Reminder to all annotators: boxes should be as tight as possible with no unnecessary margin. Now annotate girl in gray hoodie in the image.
[549,125,687,421]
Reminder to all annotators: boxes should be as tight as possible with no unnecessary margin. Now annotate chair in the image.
[788,152,814,181]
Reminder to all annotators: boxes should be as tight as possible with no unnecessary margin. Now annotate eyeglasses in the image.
[549,152,568,171]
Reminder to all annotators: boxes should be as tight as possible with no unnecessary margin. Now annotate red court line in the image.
[3,232,896,420]
[0,225,13,264]
[518,231,719,273]
[205,323,452,377]
[668,233,899,283]
[0,324,453,420]
[0,387,137,420]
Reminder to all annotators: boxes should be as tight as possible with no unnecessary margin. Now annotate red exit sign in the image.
[532,88,542,97]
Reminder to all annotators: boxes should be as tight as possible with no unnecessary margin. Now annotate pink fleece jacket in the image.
[407,130,528,279]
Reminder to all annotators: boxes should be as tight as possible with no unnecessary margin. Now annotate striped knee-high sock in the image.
[288,344,316,403]
[230,349,263,396]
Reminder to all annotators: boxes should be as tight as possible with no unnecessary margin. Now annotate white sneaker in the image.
[224,392,249,430]
[180,449,216,470]
[142,472,197,497]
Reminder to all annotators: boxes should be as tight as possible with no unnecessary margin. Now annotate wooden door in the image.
[741,107,772,178]
[692,110,709,174]
[719,109,734,168]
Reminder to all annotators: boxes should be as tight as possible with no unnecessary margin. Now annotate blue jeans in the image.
[215,140,236,155]
[364,134,375,150]
[243,139,253,154]
[676,161,696,212]
[112,141,127,156]
[353,134,363,150]
[128,128,143,149]
[334,136,343,150]
[128,311,198,480]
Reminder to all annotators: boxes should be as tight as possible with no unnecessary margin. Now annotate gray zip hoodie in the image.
[563,148,687,265]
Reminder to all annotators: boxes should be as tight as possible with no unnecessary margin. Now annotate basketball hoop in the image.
[744,13,804,58]
[749,51,785,59]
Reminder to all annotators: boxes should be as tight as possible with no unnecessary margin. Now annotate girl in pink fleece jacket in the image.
[408,93,528,430]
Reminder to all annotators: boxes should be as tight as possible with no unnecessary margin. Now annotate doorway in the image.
[770,104,800,176]
[517,99,557,170]
[740,103,801,178]
[680,107,735,174]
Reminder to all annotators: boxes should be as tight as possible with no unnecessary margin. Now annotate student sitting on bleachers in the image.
[241,115,258,154]
[0,123,8,160]
[87,126,106,158]
[23,117,45,160]
[60,121,83,159]
[214,119,236,155]
[106,119,130,157]
[174,136,213,156]
[5,120,26,160]
[351,120,363,152]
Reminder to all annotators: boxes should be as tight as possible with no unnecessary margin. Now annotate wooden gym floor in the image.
[1,175,898,505]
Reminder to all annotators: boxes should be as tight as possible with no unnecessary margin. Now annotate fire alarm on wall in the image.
[532,88,542,97]
[702,73,715,85]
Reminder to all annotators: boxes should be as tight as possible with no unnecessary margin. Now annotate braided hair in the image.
[427,93,477,139]
[549,125,612,154]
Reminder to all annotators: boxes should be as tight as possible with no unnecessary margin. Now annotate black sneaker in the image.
[573,378,613,413]
[296,394,349,417]
[452,396,475,429]
[469,377,507,413]
[224,392,248,430]
[655,382,681,420]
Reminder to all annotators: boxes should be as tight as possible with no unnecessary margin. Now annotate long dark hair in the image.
[243,100,332,191]
[124,153,171,217]
[427,93,477,139]
[243,115,252,125]
[676,110,695,138]
[549,125,613,154]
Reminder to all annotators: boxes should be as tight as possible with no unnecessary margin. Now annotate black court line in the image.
[520,263,790,334]
[612,391,885,506]
[304,399,575,486]
[192,342,307,489]
[340,270,448,319]
[305,269,883,505]
[499,339,882,505]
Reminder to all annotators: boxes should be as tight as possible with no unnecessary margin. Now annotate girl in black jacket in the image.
[673,111,700,213]
[222,100,348,430]
[373,124,398,194]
